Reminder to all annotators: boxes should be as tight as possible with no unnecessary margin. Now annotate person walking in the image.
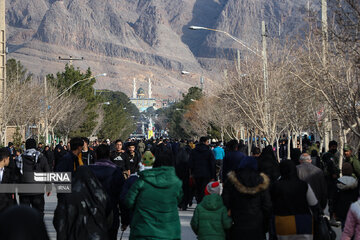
[213,142,225,181]
[271,160,318,240]
[0,148,16,213]
[334,162,359,229]
[222,156,272,240]
[81,137,96,165]
[343,145,360,178]
[16,139,51,218]
[124,152,182,240]
[55,137,84,173]
[110,139,130,178]
[222,140,246,183]
[191,181,232,240]
[257,145,280,184]
[89,144,126,240]
[341,187,360,240]
[297,153,328,210]
[322,140,340,225]
[189,136,216,203]
[175,142,192,210]
[53,166,112,240]
[126,142,141,175]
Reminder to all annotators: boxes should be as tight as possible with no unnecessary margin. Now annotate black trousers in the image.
[19,194,45,218]
[194,177,211,203]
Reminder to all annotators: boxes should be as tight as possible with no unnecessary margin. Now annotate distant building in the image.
[130,78,156,112]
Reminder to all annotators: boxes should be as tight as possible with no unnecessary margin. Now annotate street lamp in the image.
[189,24,270,138]
[51,73,107,104]
[189,26,261,56]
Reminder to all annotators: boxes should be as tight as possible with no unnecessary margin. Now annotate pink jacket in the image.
[342,199,360,240]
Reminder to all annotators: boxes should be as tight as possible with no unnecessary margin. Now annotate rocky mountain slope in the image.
[5,0,313,99]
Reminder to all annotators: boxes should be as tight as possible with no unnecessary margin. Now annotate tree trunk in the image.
[287,130,291,160]
[276,136,280,162]
[338,119,344,175]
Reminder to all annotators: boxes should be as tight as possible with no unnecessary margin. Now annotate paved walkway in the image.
[44,195,197,240]
[44,195,342,239]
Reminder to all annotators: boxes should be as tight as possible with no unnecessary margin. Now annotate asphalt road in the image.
[44,195,342,240]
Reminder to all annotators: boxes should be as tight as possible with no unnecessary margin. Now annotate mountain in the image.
[5,0,313,99]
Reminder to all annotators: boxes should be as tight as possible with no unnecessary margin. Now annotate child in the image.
[191,181,232,240]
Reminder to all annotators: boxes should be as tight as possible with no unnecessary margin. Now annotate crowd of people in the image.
[0,136,359,240]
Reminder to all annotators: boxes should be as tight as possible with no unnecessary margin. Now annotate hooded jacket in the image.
[189,143,216,179]
[191,194,232,240]
[222,169,271,240]
[125,166,183,240]
[334,176,359,221]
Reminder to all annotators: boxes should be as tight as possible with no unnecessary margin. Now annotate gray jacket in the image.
[297,162,328,209]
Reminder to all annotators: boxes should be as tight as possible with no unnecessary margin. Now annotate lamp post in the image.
[189,23,270,139]
[44,73,106,144]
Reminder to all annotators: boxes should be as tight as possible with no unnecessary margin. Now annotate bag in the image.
[315,215,336,240]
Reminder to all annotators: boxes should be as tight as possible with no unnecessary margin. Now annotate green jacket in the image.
[191,194,232,240]
[345,155,360,178]
[125,166,183,240]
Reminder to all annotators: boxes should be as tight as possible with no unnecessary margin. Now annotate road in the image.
[44,195,342,239]
[44,195,197,240]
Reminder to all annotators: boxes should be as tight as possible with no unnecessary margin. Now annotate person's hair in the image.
[25,139,37,150]
[300,153,311,162]
[81,137,89,145]
[252,147,261,155]
[96,144,110,160]
[310,150,318,157]
[8,142,13,147]
[215,142,221,147]
[70,137,84,151]
[280,160,298,180]
[153,152,174,167]
[199,136,209,144]
[115,139,123,144]
[38,143,43,146]
[226,139,239,151]
[329,140,338,148]
[0,148,10,161]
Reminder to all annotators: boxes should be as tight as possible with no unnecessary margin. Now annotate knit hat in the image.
[204,181,221,196]
[342,162,353,176]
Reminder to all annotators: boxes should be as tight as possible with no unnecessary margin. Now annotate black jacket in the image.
[222,169,271,240]
[222,151,246,183]
[189,143,216,179]
[16,149,51,196]
[110,151,130,171]
[44,150,55,171]
[0,167,16,213]
[257,146,280,184]
[81,149,96,166]
[334,176,359,221]
[53,166,112,240]
[175,145,191,180]
[55,151,79,174]
[126,151,141,174]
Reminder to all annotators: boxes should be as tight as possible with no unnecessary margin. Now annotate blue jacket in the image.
[213,146,225,160]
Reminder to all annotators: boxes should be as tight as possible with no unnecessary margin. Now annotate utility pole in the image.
[322,0,330,153]
[58,56,84,66]
[44,76,49,145]
[262,21,269,137]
